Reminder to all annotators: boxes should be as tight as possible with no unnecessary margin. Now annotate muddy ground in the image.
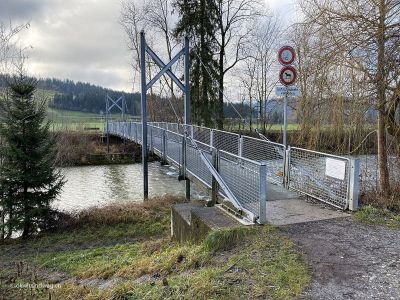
[283,217,400,300]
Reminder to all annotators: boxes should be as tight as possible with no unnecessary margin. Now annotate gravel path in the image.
[282,217,400,300]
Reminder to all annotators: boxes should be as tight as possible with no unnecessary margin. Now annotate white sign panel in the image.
[325,158,346,180]
[275,86,300,97]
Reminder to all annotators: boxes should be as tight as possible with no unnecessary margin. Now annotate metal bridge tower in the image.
[140,31,190,200]
[105,94,126,153]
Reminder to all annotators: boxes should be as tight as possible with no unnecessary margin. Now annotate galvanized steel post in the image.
[162,130,167,164]
[149,126,153,153]
[348,158,360,211]
[210,148,219,206]
[284,146,291,189]
[259,163,267,224]
[283,91,288,148]
[238,136,243,157]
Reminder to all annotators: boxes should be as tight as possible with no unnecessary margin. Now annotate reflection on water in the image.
[55,162,208,212]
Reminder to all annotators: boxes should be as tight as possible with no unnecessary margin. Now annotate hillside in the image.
[0,75,141,115]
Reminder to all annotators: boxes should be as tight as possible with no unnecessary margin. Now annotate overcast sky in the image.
[1,0,297,93]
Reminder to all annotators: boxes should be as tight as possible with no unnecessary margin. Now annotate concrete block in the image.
[171,202,241,243]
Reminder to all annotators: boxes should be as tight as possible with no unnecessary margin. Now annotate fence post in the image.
[161,130,167,164]
[210,148,219,207]
[135,123,138,142]
[179,135,186,176]
[348,158,360,211]
[259,163,267,224]
[284,146,291,189]
[149,127,154,153]
[210,129,214,148]
[238,136,243,157]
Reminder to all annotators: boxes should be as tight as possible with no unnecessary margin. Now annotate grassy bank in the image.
[355,205,400,229]
[0,197,310,299]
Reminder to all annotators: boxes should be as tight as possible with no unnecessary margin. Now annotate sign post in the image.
[277,46,298,147]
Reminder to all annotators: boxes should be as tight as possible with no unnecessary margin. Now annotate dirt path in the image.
[282,217,400,300]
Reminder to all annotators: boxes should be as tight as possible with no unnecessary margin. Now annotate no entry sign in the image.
[279,66,297,86]
[278,46,296,65]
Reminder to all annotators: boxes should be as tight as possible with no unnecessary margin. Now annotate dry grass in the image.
[54,132,140,166]
[361,187,400,213]
[65,196,186,228]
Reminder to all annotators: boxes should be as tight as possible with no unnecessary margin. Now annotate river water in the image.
[55,162,209,212]
[55,154,400,212]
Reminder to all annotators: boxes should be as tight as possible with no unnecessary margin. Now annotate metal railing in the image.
[107,121,360,221]
[108,121,267,223]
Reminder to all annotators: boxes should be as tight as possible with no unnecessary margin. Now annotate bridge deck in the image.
[265,183,348,225]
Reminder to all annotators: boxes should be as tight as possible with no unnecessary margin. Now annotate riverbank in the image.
[0,197,309,299]
[54,132,146,166]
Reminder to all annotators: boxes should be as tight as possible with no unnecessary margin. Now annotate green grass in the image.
[224,123,300,132]
[46,108,129,132]
[1,198,310,300]
[40,225,309,299]
[355,205,400,229]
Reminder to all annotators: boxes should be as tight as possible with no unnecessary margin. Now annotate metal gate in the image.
[287,147,359,210]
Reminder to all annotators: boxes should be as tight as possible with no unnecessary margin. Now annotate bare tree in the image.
[234,16,280,132]
[299,0,400,195]
[120,0,184,121]
[0,21,29,74]
[214,0,266,129]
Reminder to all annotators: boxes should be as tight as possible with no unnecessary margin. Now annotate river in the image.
[55,162,209,212]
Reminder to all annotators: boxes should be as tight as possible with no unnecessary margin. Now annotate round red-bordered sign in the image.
[278,46,296,65]
[279,66,297,86]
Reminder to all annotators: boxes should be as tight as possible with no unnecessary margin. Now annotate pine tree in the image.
[0,75,64,239]
[174,0,219,127]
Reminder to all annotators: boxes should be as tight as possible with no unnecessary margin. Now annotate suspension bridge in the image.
[106,121,359,224]
[103,32,360,225]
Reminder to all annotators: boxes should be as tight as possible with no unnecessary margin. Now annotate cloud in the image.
[1,0,133,92]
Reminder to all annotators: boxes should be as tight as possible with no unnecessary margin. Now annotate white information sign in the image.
[276,86,300,97]
[325,158,346,181]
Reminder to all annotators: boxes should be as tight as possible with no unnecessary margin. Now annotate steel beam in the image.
[184,37,191,201]
[140,31,148,200]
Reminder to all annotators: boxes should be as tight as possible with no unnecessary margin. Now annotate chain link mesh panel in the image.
[165,130,182,165]
[149,126,163,154]
[289,147,350,209]
[192,125,211,146]
[218,151,261,217]
[241,136,285,185]
[186,141,213,188]
[212,130,239,155]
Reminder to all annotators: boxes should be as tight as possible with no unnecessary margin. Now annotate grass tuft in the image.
[203,226,255,252]
[355,205,400,229]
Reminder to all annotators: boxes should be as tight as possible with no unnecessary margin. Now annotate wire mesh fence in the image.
[108,121,359,219]
[186,142,213,188]
[288,147,351,209]
[192,125,211,146]
[218,150,264,217]
[241,136,286,185]
[212,129,240,155]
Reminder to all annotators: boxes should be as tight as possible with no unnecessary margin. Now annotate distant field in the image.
[46,108,134,132]
[224,123,300,132]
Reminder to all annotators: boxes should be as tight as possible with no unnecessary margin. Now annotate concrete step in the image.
[171,202,242,243]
